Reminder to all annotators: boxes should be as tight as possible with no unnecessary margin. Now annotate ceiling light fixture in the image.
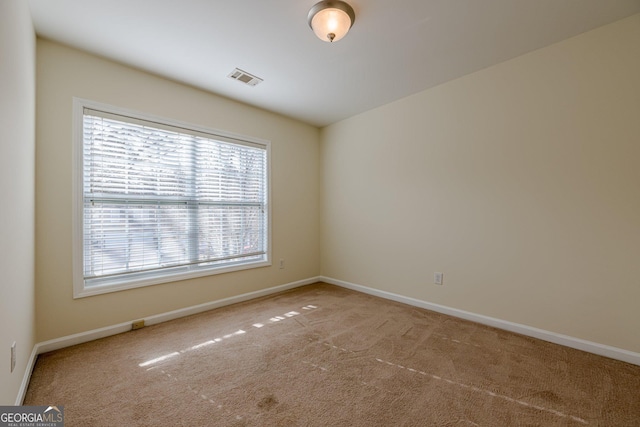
[307,0,356,43]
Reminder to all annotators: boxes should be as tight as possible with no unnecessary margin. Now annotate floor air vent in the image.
[228,68,263,86]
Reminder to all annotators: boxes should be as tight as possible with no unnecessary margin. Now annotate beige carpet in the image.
[25,283,640,426]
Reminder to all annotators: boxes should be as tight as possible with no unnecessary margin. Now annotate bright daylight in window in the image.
[73,99,270,297]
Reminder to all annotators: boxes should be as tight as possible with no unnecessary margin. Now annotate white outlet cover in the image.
[11,341,16,373]
[434,272,444,285]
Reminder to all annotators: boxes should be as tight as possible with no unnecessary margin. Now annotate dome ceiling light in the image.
[307,1,356,43]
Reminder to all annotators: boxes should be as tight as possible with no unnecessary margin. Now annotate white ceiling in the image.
[27,0,640,127]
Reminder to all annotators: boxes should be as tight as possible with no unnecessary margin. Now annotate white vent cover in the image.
[228,68,263,87]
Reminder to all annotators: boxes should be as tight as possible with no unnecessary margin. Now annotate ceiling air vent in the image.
[228,68,263,87]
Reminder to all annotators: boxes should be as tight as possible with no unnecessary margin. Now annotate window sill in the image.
[73,259,271,299]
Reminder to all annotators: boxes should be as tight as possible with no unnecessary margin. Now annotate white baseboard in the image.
[320,276,640,367]
[15,345,39,406]
[16,276,320,404]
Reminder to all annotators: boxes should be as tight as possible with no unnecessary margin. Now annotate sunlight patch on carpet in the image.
[139,352,180,367]
[138,305,318,368]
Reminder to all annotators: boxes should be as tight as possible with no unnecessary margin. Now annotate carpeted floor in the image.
[25,283,640,426]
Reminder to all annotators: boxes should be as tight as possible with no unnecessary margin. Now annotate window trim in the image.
[72,98,272,298]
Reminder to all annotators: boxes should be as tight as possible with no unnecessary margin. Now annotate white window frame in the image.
[72,98,271,298]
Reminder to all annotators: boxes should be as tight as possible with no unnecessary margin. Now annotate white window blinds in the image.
[80,107,268,289]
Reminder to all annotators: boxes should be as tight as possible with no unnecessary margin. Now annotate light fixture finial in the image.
[307,0,356,43]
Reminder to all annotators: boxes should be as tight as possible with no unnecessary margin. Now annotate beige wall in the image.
[36,40,320,342]
[321,14,640,353]
[0,1,36,404]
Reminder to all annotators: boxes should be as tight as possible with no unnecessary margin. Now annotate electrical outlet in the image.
[10,342,16,373]
[279,258,285,269]
[132,320,145,330]
[434,272,444,285]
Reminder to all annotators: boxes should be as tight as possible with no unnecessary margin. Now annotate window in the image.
[73,99,270,297]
